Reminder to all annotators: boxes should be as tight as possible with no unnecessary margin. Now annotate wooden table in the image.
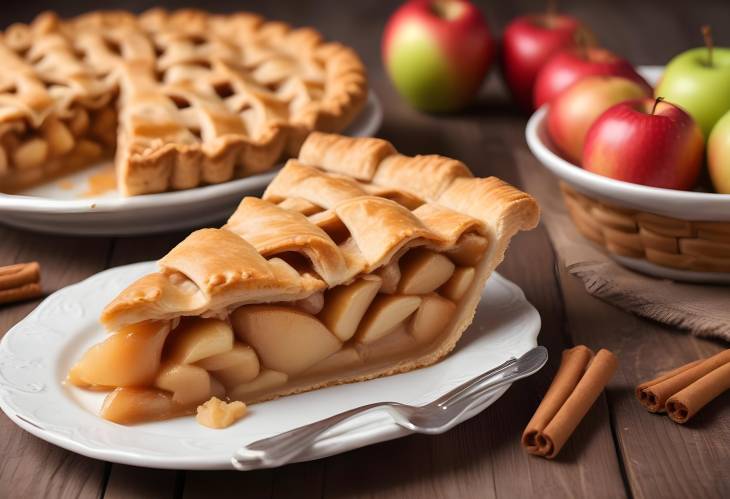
[1,1,729,497]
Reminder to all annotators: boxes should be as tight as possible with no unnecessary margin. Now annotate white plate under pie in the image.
[0,91,383,237]
[0,261,540,470]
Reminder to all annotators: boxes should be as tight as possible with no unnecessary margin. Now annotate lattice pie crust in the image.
[0,10,367,195]
[68,133,540,424]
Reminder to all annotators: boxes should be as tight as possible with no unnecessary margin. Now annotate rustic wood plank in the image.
[271,461,324,499]
[182,469,273,499]
[103,466,180,499]
[0,227,112,499]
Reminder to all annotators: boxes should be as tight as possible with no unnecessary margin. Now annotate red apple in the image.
[547,76,651,163]
[501,12,587,112]
[533,47,651,108]
[582,98,704,190]
[382,0,494,112]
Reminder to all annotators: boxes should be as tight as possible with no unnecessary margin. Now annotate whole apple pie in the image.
[68,133,539,425]
[0,10,366,195]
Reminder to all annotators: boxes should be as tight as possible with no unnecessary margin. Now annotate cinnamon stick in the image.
[0,261,40,290]
[0,282,42,304]
[636,350,730,413]
[0,262,42,305]
[635,359,703,411]
[666,361,730,424]
[522,346,618,459]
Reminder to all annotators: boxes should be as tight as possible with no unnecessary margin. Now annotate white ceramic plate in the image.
[526,65,730,283]
[0,92,383,236]
[0,262,540,470]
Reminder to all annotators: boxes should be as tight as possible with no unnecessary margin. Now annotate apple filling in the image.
[68,242,485,425]
[0,103,116,193]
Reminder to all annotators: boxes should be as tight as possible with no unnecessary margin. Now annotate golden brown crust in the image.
[374,154,472,201]
[263,160,367,208]
[298,133,395,180]
[0,9,368,195]
[224,197,348,286]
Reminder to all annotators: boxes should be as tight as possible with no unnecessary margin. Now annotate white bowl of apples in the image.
[526,63,730,284]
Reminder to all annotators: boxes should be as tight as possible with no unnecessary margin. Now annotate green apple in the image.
[707,109,730,193]
[655,37,730,138]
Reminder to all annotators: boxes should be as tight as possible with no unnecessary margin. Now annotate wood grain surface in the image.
[1,1,728,498]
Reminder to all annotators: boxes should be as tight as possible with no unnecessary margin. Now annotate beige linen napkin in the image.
[515,149,730,342]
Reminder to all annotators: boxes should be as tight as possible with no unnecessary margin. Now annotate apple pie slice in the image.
[68,132,539,425]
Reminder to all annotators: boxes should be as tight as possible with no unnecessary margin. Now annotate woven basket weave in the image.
[560,183,730,273]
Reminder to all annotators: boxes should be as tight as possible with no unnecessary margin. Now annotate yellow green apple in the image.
[707,109,730,193]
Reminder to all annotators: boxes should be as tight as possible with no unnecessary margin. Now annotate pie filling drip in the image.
[68,236,486,425]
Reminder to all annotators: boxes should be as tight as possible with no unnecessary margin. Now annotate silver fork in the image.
[231,346,548,470]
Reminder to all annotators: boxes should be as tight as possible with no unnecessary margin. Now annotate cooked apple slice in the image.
[397,249,455,295]
[165,317,234,364]
[229,369,288,402]
[68,321,171,388]
[446,233,488,266]
[196,342,260,371]
[211,363,261,390]
[439,266,475,301]
[304,347,362,377]
[357,325,417,362]
[293,291,325,315]
[409,294,456,343]
[319,276,382,341]
[199,344,260,389]
[154,362,211,406]
[100,387,184,424]
[354,295,422,344]
[376,261,401,294]
[66,369,113,391]
[232,306,341,374]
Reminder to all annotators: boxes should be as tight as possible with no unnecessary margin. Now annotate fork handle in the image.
[232,402,385,470]
[230,358,517,470]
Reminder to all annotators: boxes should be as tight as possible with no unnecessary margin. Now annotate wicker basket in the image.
[560,183,730,274]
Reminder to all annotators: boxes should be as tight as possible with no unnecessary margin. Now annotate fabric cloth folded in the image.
[515,149,730,342]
